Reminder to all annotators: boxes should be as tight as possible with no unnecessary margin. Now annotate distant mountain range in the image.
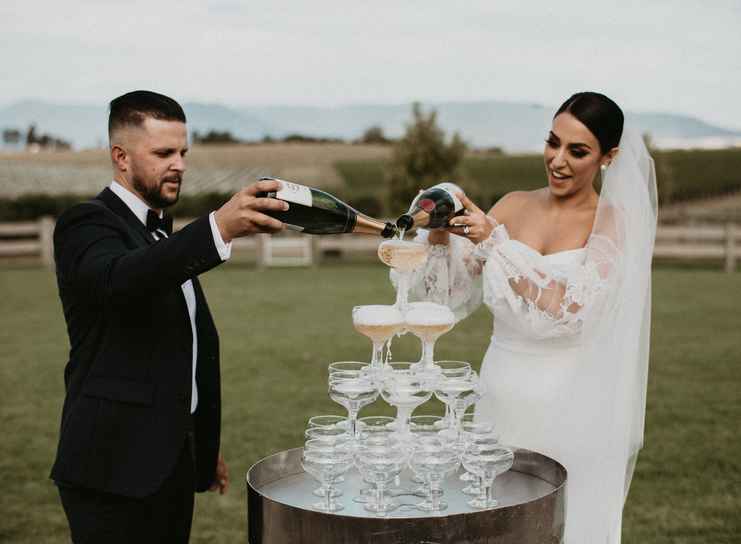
[1,99,739,152]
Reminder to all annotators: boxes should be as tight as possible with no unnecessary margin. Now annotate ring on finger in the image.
[463,225,470,235]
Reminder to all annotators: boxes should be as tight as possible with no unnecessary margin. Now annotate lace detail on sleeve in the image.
[483,226,621,339]
[473,222,509,262]
[390,229,483,322]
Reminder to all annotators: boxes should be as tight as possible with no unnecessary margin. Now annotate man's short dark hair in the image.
[108,90,186,139]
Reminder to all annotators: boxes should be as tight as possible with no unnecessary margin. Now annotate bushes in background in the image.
[1,147,739,221]
[335,147,741,212]
[0,192,234,221]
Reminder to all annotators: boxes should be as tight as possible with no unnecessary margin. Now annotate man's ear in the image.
[110,142,128,172]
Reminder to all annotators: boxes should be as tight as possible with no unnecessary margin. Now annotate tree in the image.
[359,125,390,145]
[192,129,240,144]
[26,124,38,145]
[2,128,21,144]
[386,103,467,214]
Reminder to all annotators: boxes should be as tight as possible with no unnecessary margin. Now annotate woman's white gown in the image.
[398,232,628,544]
[396,131,656,544]
[476,241,622,543]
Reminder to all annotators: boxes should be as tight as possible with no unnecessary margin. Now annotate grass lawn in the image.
[0,263,739,543]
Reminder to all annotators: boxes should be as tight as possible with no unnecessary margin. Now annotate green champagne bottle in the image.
[396,182,465,231]
[257,177,397,237]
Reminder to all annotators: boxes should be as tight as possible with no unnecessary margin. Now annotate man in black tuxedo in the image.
[51,90,288,543]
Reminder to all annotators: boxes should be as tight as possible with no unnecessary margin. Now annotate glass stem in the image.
[395,406,412,437]
[452,403,465,443]
[422,339,436,369]
[376,481,385,509]
[348,409,359,440]
[372,341,384,369]
[477,475,486,503]
[485,478,494,505]
[430,478,441,510]
[325,479,334,510]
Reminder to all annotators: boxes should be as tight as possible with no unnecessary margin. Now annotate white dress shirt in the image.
[109,181,231,413]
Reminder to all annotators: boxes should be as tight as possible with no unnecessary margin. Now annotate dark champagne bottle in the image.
[396,182,465,231]
[257,177,397,237]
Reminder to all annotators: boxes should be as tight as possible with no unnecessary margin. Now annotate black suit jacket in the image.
[50,187,224,498]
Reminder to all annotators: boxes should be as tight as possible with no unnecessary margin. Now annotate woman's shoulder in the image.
[487,189,545,223]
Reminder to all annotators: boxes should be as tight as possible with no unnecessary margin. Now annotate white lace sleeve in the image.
[479,223,621,339]
[390,229,483,322]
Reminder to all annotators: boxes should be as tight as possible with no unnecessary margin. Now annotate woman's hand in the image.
[447,193,496,244]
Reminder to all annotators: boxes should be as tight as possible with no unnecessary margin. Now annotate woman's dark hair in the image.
[555,92,623,154]
[108,90,186,138]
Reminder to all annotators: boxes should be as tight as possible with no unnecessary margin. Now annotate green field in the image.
[0,264,739,543]
[2,145,741,220]
[336,147,741,214]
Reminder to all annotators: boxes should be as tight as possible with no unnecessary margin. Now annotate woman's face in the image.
[543,112,604,198]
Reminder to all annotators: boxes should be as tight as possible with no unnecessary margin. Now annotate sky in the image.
[1,0,740,130]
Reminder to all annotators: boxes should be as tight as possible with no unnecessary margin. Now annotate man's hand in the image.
[209,452,229,495]
[213,179,289,242]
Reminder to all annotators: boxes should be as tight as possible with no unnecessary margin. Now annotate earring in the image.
[600,164,608,174]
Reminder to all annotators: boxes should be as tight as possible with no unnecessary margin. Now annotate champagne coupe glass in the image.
[352,416,397,503]
[379,363,432,440]
[377,239,428,311]
[408,437,460,512]
[308,415,348,431]
[357,416,396,440]
[433,360,472,426]
[328,370,378,440]
[354,438,407,515]
[436,371,481,446]
[304,426,352,445]
[461,439,514,509]
[408,415,448,485]
[459,415,496,486]
[328,361,368,376]
[352,305,405,371]
[301,439,354,512]
[303,425,351,498]
[448,372,485,445]
[405,302,455,374]
[408,415,447,440]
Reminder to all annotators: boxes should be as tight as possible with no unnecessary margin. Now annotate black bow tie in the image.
[146,209,173,236]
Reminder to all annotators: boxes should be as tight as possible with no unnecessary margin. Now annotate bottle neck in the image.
[396,209,429,231]
[354,214,397,238]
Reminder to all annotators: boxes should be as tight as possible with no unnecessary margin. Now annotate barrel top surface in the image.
[247,446,566,521]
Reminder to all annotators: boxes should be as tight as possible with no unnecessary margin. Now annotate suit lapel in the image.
[95,187,155,247]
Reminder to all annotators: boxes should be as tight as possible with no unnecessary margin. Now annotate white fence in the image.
[1,217,739,273]
[654,223,739,273]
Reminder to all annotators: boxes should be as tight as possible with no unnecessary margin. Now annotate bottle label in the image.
[275,180,313,207]
[432,182,464,212]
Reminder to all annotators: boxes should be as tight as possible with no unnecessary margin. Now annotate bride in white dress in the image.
[397,92,657,543]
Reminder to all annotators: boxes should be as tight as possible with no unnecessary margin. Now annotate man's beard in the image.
[132,173,182,209]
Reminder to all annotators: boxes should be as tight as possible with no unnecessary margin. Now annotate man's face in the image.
[125,118,188,209]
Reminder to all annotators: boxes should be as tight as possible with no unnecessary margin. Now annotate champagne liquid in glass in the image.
[353,323,404,345]
[377,239,428,272]
[353,305,404,368]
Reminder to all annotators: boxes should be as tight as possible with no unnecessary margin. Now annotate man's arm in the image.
[55,205,224,307]
[55,178,288,307]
